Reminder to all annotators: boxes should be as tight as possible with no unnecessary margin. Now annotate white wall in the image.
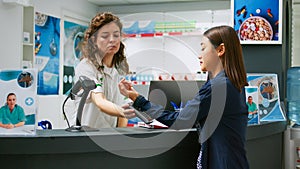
[0,3,23,69]
[34,0,98,19]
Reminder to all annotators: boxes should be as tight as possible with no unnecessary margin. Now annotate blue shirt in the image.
[0,104,26,124]
[246,102,257,113]
[132,71,249,169]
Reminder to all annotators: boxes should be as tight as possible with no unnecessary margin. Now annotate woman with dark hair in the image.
[119,25,249,169]
[0,93,26,129]
[73,12,130,128]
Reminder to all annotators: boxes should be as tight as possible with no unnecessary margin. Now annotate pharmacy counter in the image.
[0,121,286,169]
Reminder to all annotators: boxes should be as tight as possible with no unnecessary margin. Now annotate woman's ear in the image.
[217,43,225,57]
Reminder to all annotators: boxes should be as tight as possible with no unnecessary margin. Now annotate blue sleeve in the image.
[165,83,211,129]
[132,82,212,129]
[132,95,179,127]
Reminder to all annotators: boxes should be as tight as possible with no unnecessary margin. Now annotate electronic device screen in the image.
[148,80,206,111]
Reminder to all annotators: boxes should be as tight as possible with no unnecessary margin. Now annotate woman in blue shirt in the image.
[246,96,258,115]
[0,93,26,129]
[119,25,249,169]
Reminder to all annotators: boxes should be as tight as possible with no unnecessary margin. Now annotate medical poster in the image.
[247,73,286,122]
[35,12,60,95]
[245,86,259,125]
[232,0,282,44]
[0,69,37,136]
[63,20,87,94]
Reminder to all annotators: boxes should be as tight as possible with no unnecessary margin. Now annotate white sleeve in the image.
[74,59,104,95]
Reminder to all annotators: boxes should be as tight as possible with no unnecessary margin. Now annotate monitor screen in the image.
[148,80,206,111]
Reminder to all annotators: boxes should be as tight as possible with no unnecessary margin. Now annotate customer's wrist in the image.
[129,91,139,101]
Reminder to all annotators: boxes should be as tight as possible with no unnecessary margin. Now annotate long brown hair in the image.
[81,12,128,74]
[203,25,248,92]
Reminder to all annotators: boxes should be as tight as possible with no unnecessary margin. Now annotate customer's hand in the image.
[121,103,136,119]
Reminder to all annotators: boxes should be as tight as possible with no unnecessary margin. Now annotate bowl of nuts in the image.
[239,16,273,41]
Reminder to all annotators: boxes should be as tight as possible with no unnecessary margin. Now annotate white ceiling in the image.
[87,0,204,6]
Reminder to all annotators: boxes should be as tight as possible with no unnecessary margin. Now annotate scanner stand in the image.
[65,125,99,132]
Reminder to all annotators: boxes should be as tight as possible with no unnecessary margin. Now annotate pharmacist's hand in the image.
[118,78,138,100]
[121,103,136,119]
[5,124,14,129]
[118,78,133,96]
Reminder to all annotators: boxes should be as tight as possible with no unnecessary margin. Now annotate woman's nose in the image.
[109,35,114,42]
[198,55,202,60]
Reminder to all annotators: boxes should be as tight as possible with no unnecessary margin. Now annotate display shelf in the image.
[122,10,230,77]
[22,6,34,68]
[123,31,203,38]
[23,42,34,46]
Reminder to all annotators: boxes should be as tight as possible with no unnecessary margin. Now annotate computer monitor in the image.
[148,80,206,111]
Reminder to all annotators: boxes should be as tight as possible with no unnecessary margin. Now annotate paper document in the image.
[138,119,168,129]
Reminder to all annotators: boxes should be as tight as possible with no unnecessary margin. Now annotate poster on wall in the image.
[35,12,60,95]
[247,73,286,122]
[231,0,282,44]
[63,21,87,94]
[0,69,37,136]
[245,86,260,125]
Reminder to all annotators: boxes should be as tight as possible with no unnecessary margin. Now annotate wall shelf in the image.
[123,31,203,38]
[22,6,34,68]
[23,42,34,46]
